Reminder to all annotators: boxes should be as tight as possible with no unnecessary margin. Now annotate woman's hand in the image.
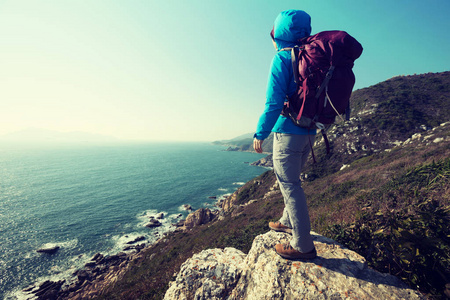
[253,138,264,153]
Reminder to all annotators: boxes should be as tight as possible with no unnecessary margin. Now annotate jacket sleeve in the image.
[254,53,292,140]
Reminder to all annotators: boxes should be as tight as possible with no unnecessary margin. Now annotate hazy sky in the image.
[1,0,449,142]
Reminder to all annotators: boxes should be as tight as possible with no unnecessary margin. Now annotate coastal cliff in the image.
[21,72,449,299]
[23,121,449,300]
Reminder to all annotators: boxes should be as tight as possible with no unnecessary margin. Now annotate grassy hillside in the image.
[307,123,449,298]
[351,72,450,136]
[305,71,450,179]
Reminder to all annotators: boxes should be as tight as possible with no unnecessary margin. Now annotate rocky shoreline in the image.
[21,157,275,299]
[23,244,142,299]
[16,153,270,300]
[21,200,226,300]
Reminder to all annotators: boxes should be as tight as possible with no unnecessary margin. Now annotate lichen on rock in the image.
[165,247,245,299]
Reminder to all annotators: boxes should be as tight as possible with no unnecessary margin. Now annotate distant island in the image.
[213,132,274,153]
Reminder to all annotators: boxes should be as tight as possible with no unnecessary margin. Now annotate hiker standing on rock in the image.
[253,10,317,259]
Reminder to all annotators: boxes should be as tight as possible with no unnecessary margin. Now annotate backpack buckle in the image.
[315,122,325,130]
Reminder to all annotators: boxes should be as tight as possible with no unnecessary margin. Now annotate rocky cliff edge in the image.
[165,230,423,299]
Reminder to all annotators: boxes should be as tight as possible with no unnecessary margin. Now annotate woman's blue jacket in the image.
[254,10,316,140]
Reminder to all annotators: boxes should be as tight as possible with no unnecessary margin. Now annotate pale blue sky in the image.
[1,0,449,142]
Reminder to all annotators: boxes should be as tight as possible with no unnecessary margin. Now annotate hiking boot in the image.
[269,221,292,234]
[275,243,317,260]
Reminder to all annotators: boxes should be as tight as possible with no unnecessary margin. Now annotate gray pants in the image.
[273,132,315,253]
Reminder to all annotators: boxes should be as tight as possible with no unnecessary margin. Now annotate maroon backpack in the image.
[281,31,363,130]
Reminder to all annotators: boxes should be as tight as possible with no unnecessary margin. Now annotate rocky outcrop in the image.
[165,247,246,300]
[182,208,216,230]
[36,245,60,254]
[182,204,193,211]
[126,236,146,244]
[61,251,134,299]
[145,219,162,228]
[23,249,146,299]
[218,180,278,214]
[22,280,65,300]
[251,154,273,168]
[165,231,423,299]
[219,192,237,212]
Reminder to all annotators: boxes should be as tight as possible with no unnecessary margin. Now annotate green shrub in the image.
[328,201,449,298]
[326,158,450,298]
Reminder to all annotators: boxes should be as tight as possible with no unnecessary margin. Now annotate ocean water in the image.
[0,142,267,299]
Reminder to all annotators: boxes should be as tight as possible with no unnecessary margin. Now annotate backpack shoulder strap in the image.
[279,46,300,85]
[316,65,335,99]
